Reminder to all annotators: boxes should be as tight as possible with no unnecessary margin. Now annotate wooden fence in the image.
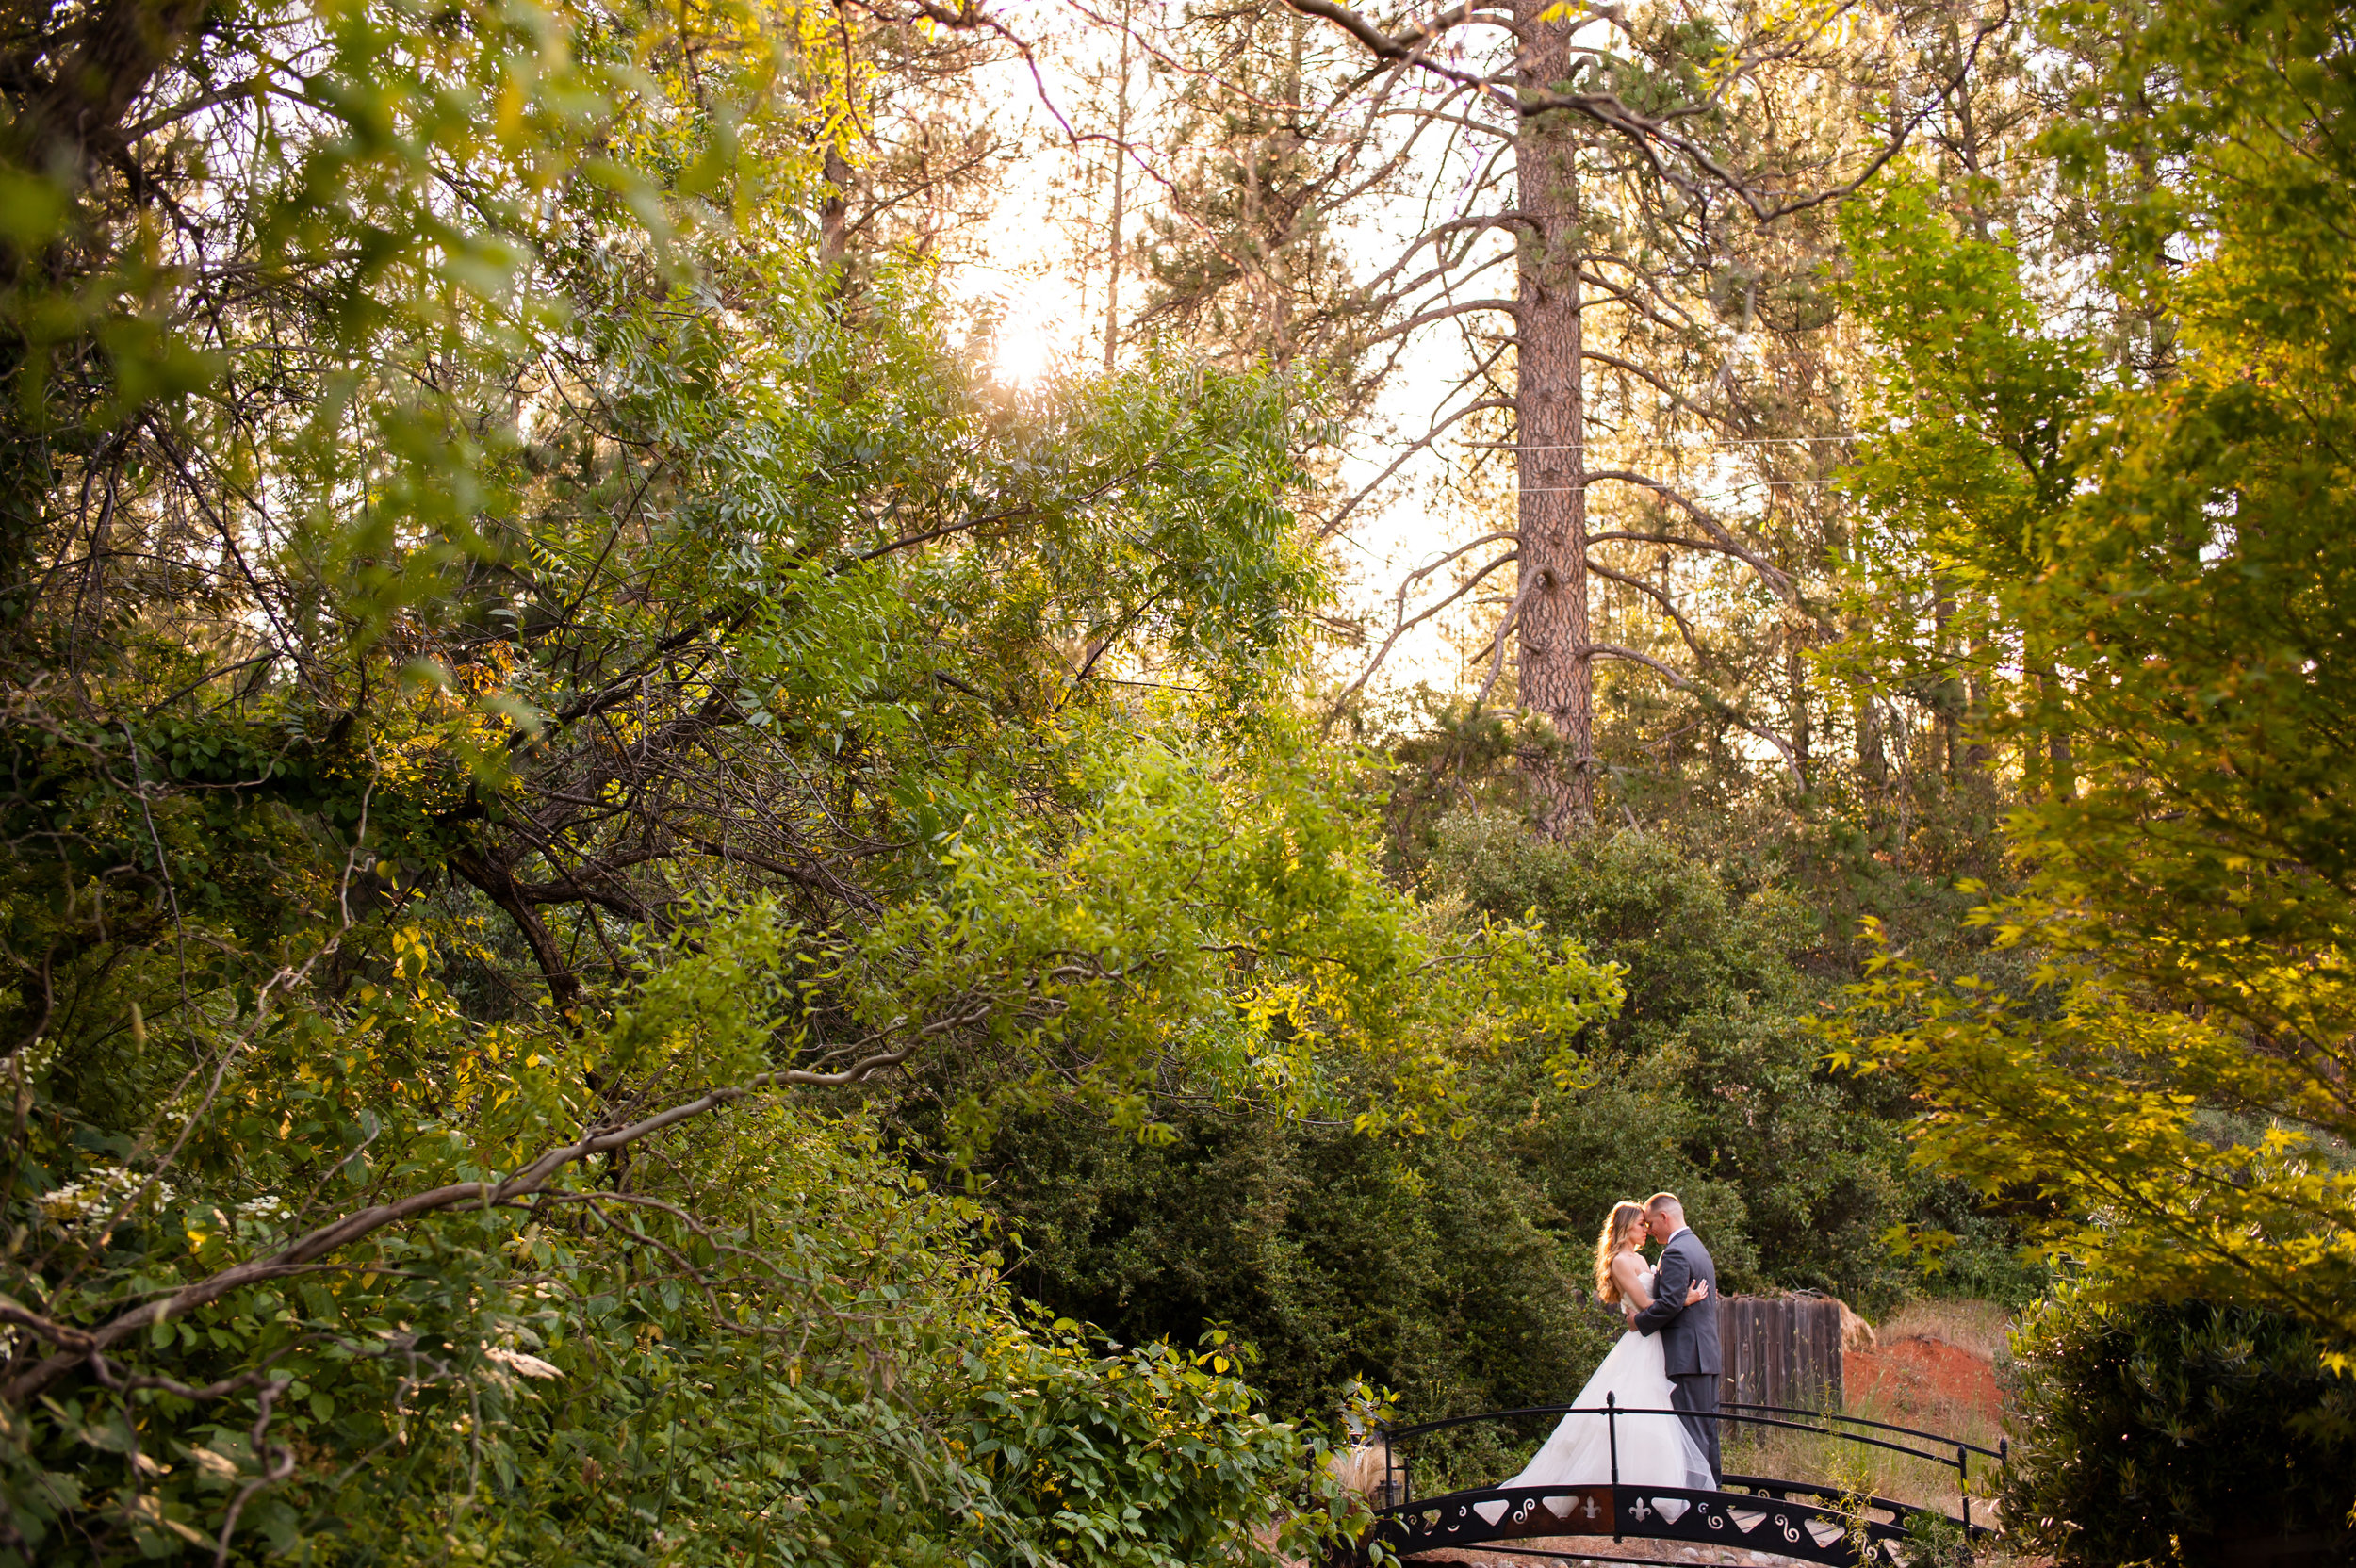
[1719,1294,1843,1412]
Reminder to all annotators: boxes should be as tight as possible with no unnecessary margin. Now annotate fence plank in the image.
[1826,1300,1845,1409]
[1757,1299,1770,1405]
[1752,1297,1769,1403]
[1719,1296,1843,1413]
[1819,1303,1839,1409]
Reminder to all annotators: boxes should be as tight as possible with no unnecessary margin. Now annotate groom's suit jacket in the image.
[1630,1228,1722,1378]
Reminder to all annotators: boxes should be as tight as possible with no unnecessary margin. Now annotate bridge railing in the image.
[1373,1399,2005,1532]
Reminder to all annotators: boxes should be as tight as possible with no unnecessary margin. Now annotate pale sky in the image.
[942,3,1834,723]
[942,1,1519,710]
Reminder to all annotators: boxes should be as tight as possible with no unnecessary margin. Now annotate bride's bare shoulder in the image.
[1609,1250,1649,1289]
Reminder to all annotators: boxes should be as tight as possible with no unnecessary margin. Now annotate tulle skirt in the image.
[1475,1330,1711,1521]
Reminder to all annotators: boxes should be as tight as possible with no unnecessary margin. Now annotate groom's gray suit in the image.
[1629,1226,1722,1483]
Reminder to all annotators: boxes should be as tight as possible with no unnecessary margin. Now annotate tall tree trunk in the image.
[1104,0,1133,374]
[2028,638,2074,802]
[1514,0,1592,833]
[1787,639,1812,792]
[1932,577,1957,785]
[1964,625,1992,776]
[1858,693,1889,789]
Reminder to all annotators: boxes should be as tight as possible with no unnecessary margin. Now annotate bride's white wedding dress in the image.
[1473,1269,1711,1523]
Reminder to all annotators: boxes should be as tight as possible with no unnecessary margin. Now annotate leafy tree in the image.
[1273,0,2017,828]
[1831,163,2093,806]
[0,0,1627,1559]
[946,1088,1623,1427]
[1830,0,2356,1358]
[1432,812,2018,1309]
[957,806,2044,1455]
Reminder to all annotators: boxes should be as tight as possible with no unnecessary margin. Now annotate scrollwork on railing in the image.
[1351,1401,2002,1567]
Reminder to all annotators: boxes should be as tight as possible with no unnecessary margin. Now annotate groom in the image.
[1629,1191,1722,1485]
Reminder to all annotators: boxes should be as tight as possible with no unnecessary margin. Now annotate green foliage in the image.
[1830,162,2093,805]
[961,1326,1336,1568]
[1828,0,2356,1358]
[953,806,2046,1470]
[870,726,1622,1155]
[1433,812,1956,1309]
[1838,166,2091,572]
[1999,1288,2356,1566]
[0,0,1631,1559]
[0,767,1426,1568]
[4,1067,1332,1565]
[1897,1506,1973,1568]
[956,1096,1622,1432]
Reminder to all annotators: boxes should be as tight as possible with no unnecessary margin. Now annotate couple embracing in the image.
[1497,1192,1723,1503]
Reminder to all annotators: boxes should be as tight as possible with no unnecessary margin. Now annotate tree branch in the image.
[1589,643,1800,783]
[0,1044,928,1406]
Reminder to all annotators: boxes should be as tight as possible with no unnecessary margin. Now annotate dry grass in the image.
[1721,1411,1987,1520]
[1720,1298,2011,1523]
[1876,1298,2013,1364]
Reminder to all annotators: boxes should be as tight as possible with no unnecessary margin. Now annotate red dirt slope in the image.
[1846,1334,2001,1431]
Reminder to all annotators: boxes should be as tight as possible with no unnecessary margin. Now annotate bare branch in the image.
[1319,397,1515,539]
[1582,470,1794,597]
[1585,556,1709,667]
[1589,643,1801,783]
[1324,542,1518,726]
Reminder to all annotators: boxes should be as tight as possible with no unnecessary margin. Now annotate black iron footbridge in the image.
[1351,1400,2004,1567]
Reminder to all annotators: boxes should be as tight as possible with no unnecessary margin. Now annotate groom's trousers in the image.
[1668,1374,1722,1484]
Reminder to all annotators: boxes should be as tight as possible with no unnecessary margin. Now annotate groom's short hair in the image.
[1644,1191,1682,1215]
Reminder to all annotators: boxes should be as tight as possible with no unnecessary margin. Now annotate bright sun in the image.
[994,323,1055,385]
[989,280,1087,386]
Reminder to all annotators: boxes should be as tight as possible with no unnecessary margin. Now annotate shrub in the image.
[2000,1288,2356,1566]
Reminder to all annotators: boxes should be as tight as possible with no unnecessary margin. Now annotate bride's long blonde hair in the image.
[1593,1200,1648,1305]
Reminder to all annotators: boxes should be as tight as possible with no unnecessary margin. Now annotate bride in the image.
[1476,1200,1712,1519]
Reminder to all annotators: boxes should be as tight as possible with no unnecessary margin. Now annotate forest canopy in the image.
[2,0,2351,1560]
